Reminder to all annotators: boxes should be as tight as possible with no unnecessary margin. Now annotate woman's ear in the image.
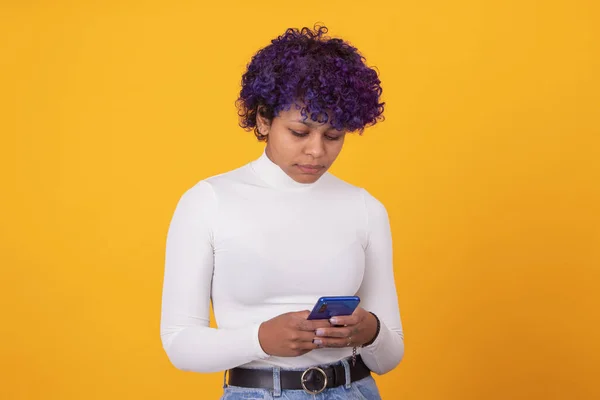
[256,106,271,136]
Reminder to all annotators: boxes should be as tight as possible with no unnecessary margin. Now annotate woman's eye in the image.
[290,129,342,141]
[290,130,309,138]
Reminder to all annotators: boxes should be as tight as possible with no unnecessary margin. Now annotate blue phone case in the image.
[307,296,360,320]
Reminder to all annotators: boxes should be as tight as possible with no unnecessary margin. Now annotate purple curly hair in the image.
[237,25,385,141]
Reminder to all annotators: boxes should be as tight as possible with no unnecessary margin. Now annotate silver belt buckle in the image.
[301,366,328,395]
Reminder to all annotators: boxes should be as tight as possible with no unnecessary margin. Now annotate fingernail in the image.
[330,318,339,325]
[313,339,322,345]
[316,329,325,336]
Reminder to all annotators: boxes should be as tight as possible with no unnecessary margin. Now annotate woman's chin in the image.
[291,173,321,184]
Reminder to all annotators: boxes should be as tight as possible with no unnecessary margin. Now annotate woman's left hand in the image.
[312,307,378,348]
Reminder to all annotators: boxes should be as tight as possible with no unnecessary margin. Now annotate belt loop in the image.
[340,358,352,389]
[272,366,282,397]
[222,370,228,389]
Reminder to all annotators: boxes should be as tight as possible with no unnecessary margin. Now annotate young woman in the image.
[160,25,404,399]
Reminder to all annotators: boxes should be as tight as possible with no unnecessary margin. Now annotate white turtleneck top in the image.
[160,150,404,375]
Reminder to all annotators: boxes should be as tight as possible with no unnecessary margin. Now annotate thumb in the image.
[297,310,311,319]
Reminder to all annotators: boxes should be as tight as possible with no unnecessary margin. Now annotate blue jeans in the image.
[220,358,382,400]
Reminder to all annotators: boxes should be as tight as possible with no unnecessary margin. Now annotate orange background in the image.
[1,1,599,399]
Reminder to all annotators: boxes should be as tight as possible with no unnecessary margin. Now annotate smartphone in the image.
[307,296,360,320]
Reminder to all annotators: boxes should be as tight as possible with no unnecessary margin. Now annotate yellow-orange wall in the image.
[1,1,599,399]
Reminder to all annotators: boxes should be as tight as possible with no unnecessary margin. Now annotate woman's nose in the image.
[304,135,325,157]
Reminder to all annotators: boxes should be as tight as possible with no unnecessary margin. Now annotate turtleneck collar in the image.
[250,149,322,190]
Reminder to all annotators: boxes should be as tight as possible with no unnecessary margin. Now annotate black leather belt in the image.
[227,355,371,395]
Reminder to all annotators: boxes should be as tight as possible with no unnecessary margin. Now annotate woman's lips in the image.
[296,164,324,174]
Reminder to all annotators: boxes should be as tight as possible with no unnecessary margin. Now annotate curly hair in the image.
[236,25,385,141]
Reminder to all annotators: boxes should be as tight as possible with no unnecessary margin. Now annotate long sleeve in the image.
[160,181,269,373]
[356,189,405,375]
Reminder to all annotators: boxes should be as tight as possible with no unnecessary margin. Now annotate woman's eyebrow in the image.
[291,119,336,131]
[292,119,316,126]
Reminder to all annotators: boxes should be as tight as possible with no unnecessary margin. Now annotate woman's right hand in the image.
[258,310,332,357]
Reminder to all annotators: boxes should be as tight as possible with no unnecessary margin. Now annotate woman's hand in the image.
[312,307,378,348]
[258,310,332,357]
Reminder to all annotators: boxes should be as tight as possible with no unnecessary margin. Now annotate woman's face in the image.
[257,104,346,184]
